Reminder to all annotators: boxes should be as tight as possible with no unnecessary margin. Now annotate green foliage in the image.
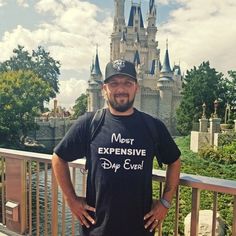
[153,136,236,235]
[176,62,232,135]
[0,45,60,99]
[199,133,236,164]
[218,132,236,146]
[73,93,88,118]
[0,70,53,145]
[225,70,236,110]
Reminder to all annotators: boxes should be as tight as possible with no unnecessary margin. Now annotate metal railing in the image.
[0,148,236,236]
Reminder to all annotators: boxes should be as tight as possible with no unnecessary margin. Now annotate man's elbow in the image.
[52,153,67,168]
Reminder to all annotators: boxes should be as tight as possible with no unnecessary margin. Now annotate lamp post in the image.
[213,100,218,118]
[202,103,206,118]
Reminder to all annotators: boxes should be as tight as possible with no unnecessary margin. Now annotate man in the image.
[52,59,181,236]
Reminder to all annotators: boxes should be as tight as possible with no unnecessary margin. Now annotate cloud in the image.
[1,0,235,109]
[0,0,6,7]
[17,0,29,7]
[50,77,88,109]
[157,0,236,75]
[0,0,112,108]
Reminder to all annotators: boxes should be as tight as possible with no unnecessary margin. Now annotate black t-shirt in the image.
[54,109,181,236]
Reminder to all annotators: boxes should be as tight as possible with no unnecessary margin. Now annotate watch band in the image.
[160,198,171,209]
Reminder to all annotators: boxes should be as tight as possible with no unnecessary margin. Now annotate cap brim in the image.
[104,73,137,83]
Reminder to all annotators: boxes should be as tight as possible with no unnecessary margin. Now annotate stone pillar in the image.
[234,120,236,132]
[209,118,221,145]
[184,210,226,236]
[199,118,208,132]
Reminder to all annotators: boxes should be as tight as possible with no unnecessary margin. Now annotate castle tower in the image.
[147,0,157,46]
[157,41,174,130]
[87,48,103,112]
[113,0,126,33]
[87,0,182,134]
[111,0,126,60]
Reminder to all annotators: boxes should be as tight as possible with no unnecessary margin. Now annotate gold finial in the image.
[166,38,168,50]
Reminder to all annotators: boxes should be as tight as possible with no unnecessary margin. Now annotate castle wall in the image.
[28,118,75,151]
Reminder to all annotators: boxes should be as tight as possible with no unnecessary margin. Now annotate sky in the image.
[0,0,236,109]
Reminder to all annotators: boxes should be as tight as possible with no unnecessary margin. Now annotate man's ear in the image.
[102,84,107,99]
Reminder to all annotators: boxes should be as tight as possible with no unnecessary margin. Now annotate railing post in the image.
[5,158,27,234]
[190,188,200,236]
[51,167,58,236]
[174,186,180,236]
[233,195,236,235]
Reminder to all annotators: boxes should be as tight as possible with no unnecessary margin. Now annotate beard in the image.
[107,93,135,112]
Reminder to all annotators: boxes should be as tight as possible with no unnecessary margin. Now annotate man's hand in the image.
[66,196,96,228]
[51,154,96,228]
[144,200,168,232]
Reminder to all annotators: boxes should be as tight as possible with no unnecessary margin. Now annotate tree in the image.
[0,45,60,99]
[73,93,88,118]
[0,70,53,145]
[176,61,228,135]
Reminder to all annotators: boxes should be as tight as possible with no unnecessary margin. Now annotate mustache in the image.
[114,93,129,97]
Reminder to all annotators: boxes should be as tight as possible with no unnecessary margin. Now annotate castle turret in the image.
[90,47,102,82]
[147,0,157,47]
[87,48,103,111]
[111,0,126,60]
[113,0,126,33]
[160,40,172,78]
[157,41,174,131]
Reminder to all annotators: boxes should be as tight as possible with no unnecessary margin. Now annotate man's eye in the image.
[110,82,118,87]
[125,81,133,87]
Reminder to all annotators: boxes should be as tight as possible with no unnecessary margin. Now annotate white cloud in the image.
[0,0,112,108]
[17,0,29,7]
[157,0,236,75]
[0,0,6,7]
[51,78,88,109]
[1,0,235,109]
[0,25,38,60]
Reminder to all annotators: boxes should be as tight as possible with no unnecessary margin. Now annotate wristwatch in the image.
[160,198,171,209]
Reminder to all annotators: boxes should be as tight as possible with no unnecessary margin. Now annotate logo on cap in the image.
[112,59,125,72]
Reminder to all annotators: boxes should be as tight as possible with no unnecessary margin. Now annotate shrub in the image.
[218,132,236,146]
[199,142,236,164]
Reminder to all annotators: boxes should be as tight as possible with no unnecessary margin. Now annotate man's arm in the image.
[144,158,181,232]
[52,153,96,228]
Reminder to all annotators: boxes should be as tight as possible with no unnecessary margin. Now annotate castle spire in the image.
[149,0,156,16]
[90,46,102,81]
[161,39,172,73]
[94,45,102,76]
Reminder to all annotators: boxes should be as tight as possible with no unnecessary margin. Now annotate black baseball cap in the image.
[104,59,137,83]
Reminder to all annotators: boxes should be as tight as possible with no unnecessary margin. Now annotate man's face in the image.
[103,75,139,113]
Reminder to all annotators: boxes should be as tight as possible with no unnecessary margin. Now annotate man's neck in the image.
[108,106,134,116]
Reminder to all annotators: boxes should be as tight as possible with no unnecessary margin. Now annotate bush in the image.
[218,132,236,146]
[199,142,236,164]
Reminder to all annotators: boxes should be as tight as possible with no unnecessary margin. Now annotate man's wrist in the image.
[160,198,171,209]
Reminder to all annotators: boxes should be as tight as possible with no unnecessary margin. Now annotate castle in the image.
[87,0,182,134]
